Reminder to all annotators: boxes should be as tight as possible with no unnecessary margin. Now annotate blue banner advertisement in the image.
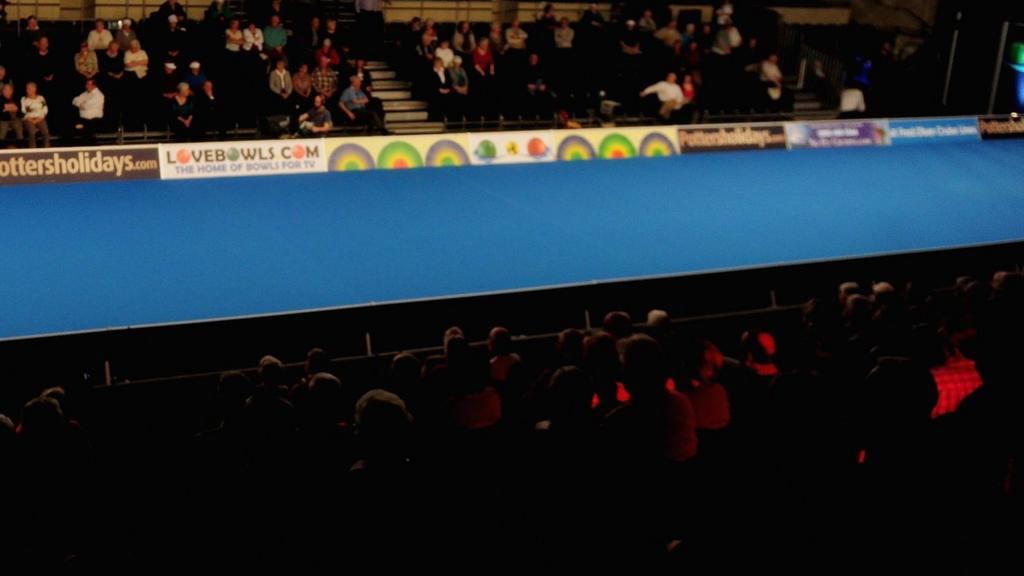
[785,120,889,149]
[888,118,981,145]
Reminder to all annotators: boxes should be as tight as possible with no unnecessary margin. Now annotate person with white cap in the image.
[159,61,181,99]
[115,18,136,51]
[184,61,206,92]
[156,0,187,24]
[620,19,642,55]
[161,13,186,64]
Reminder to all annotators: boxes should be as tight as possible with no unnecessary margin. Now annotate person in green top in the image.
[204,0,234,27]
[263,14,288,61]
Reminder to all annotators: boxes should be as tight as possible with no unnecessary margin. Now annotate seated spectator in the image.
[0,66,10,89]
[99,41,125,88]
[554,18,574,49]
[0,83,23,145]
[681,340,731,433]
[87,19,114,52]
[298,94,332,134]
[638,9,657,34]
[472,37,495,78]
[654,20,682,48]
[291,62,314,110]
[488,22,505,54]
[603,334,698,464]
[23,15,44,49]
[488,327,521,384]
[580,3,605,31]
[297,16,322,63]
[194,79,224,136]
[452,20,476,55]
[204,0,233,28]
[31,37,57,87]
[269,57,293,100]
[314,39,341,69]
[184,61,206,92]
[159,61,181,99]
[169,82,195,140]
[523,53,553,117]
[116,18,137,51]
[71,78,105,144]
[427,57,451,119]
[435,39,455,69]
[311,57,339,101]
[243,20,266,58]
[712,22,742,56]
[225,18,244,52]
[350,389,413,473]
[156,0,187,24]
[741,330,779,378]
[506,20,528,51]
[263,14,287,60]
[353,59,374,94]
[716,0,735,26]
[538,3,558,28]
[930,328,983,418]
[162,15,186,64]
[124,39,149,80]
[338,75,385,132]
[450,55,470,113]
[20,81,50,148]
[620,19,642,55]
[759,53,783,103]
[74,42,99,85]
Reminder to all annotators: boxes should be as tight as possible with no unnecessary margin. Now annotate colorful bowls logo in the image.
[598,133,636,159]
[526,137,548,158]
[474,139,497,161]
[556,135,596,161]
[328,143,375,171]
[377,141,423,169]
[638,133,676,157]
[425,139,470,167]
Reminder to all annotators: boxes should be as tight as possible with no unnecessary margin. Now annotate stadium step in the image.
[385,110,430,122]
[382,100,428,112]
[373,70,397,80]
[387,122,446,135]
[793,100,824,111]
[794,91,819,102]
[375,90,413,101]
[373,79,411,90]
[365,61,390,71]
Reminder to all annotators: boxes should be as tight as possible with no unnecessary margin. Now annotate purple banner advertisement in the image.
[785,120,889,149]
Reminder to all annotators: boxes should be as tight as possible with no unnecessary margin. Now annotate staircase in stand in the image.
[365,61,446,135]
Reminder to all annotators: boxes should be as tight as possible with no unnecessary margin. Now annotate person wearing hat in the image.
[161,13,186,65]
[116,18,137,51]
[159,61,181,100]
[156,0,187,24]
[184,61,206,92]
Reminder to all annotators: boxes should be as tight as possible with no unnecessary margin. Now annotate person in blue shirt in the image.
[338,75,385,133]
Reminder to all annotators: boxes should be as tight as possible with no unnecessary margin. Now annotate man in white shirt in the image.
[640,72,684,120]
[72,78,105,143]
[87,19,114,52]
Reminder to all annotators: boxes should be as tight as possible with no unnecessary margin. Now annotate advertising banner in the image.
[785,120,889,148]
[325,134,472,171]
[977,115,1024,140]
[0,146,160,185]
[677,124,787,153]
[467,130,556,165]
[888,117,981,145]
[158,139,326,179]
[554,126,678,161]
